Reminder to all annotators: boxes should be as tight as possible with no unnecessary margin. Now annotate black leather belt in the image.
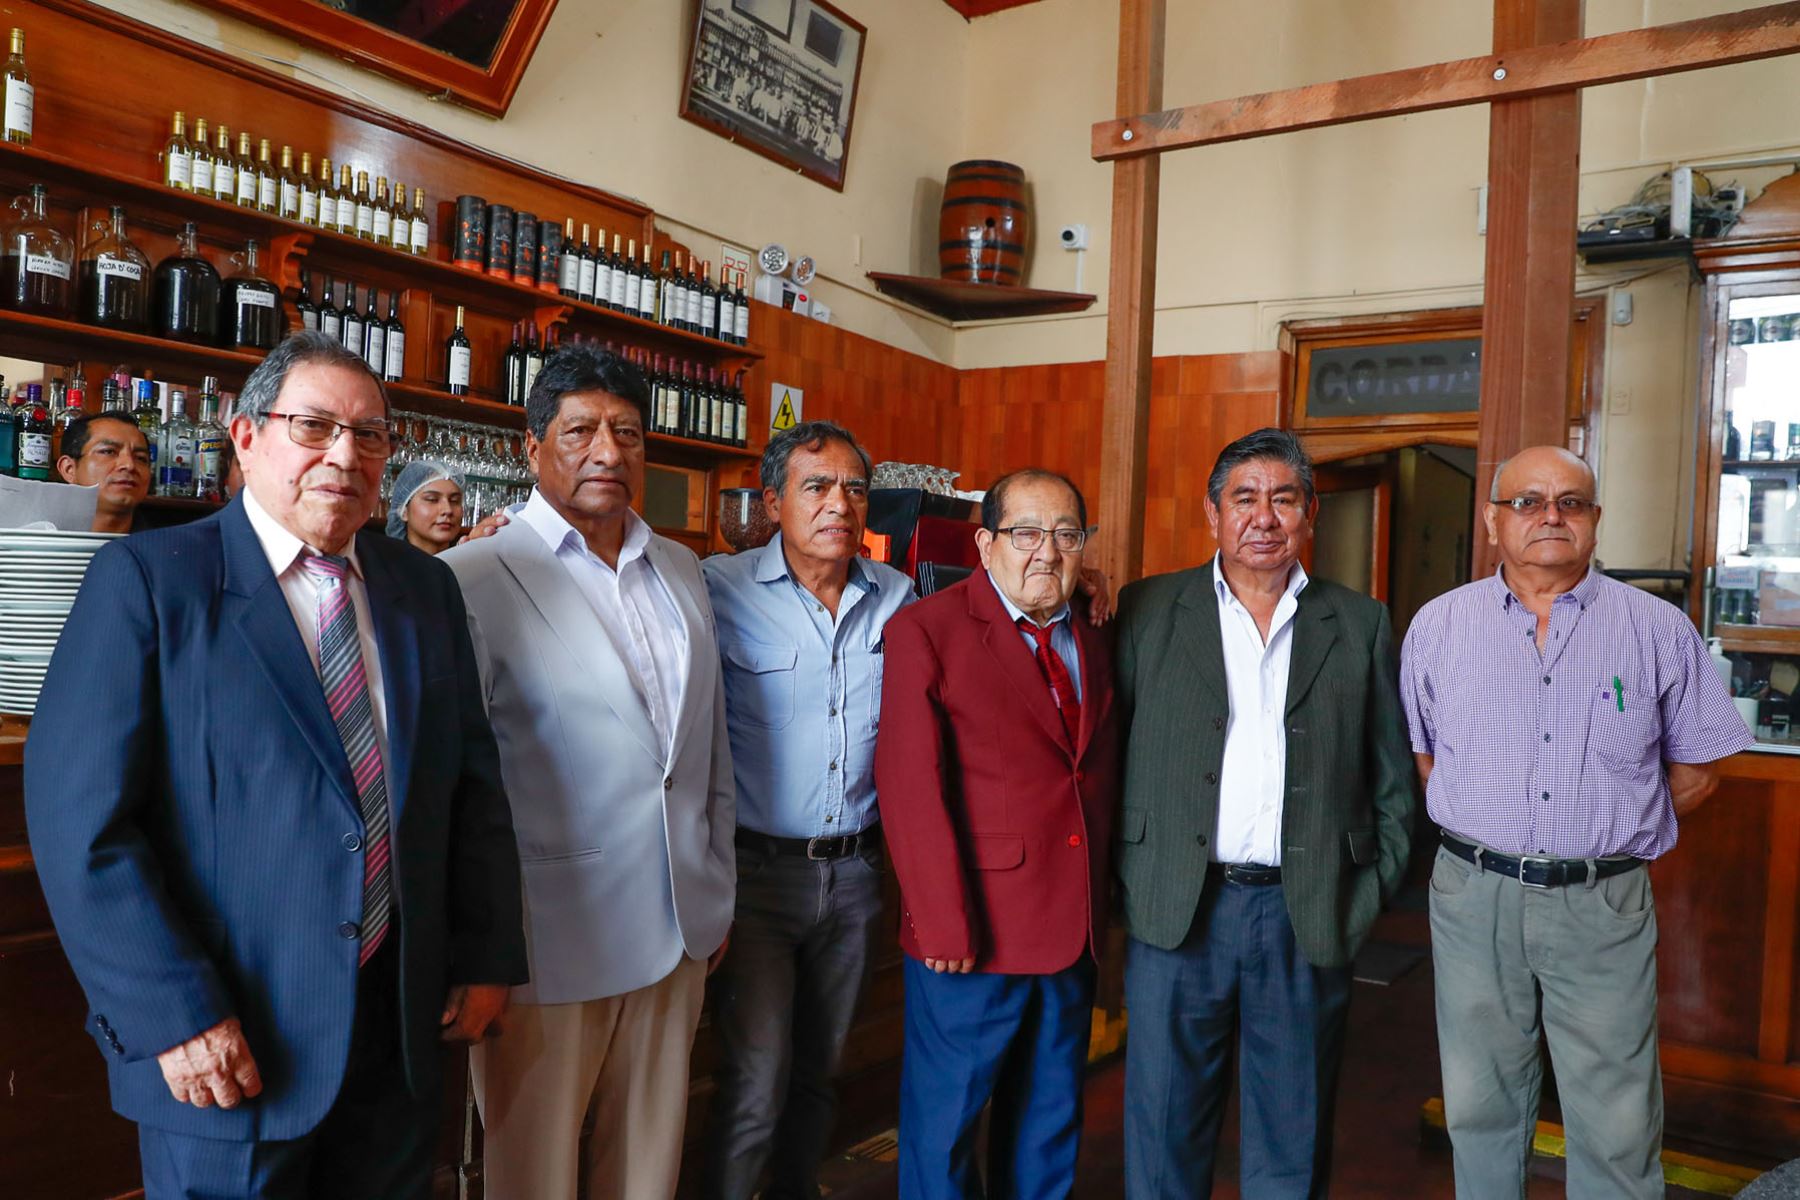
[1440,832,1641,888]
[737,825,881,861]
[1209,862,1282,886]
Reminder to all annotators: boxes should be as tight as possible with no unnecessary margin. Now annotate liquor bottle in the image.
[211,125,236,203]
[297,151,318,226]
[193,377,225,500]
[732,369,749,445]
[51,378,81,463]
[623,239,642,316]
[317,276,342,343]
[153,222,220,343]
[335,164,355,235]
[2,183,73,316]
[341,281,365,353]
[382,290,405,383]
[502,321,525,407]
[233,132,257,208]
[362,288,385,375]
[593,228,612,306]
[156,388,195,497]
[190,118,214,198]
[0,379,15,476]
[352,170,374,240]
[99,374,127,414]
[684,255,703,332]
[609,235,629,311]
[131,379,161,475]
[718,269,738,346]
[445,305,471,396]
[734,276,749,344]
[3,28,32,146]
[409,187,428,256]
[316,157,335,228]
[255,139,277,214]
[667,251,688,331]
[16,384,49,481]
[372,176,392,246]
[637,245,658,322]
[558,218,580,298]
[295,265,319,332]
[700,263,719,341]
[523,320,545,398]
[277,146,300,220]
[79,205,150,331]
[1725,410,1743,461]
[222,239,280,351]
[576,222,597,304]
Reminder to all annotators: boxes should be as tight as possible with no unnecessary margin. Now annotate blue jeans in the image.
[899,955,1095,1200]
[1123,878,1351,1200]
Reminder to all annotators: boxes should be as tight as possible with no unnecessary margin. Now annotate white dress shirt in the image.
[1212,552,1309,866]
[988,571,1083,701]
[517,488,689,756]
[241,485,392,792]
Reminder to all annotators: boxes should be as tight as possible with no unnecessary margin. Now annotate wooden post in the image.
[1473,0,1583,577]
[1096,0,1165,589]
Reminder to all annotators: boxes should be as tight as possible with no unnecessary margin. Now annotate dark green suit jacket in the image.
[1115,562,1415,968]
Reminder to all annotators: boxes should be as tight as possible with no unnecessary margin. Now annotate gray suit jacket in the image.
[1115,562,1414,968]
[441,519,736,1004]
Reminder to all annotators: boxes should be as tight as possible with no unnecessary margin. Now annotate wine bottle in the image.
[668,251,689,331]
[151,222,217,341]
[609,234,628,311]
[576,222,597,304]
[410,187,429,256]
[684,255,703,332]
[382,290,405,382]
[313,157,334,228]
[3,28,32,147]
[700,262,719,341]
[341,281,365,353]
[295,265,319,332]
[735,277,750,344]
[163,112,193,192]
[233,132,257,208]
[2,182,73,317]
[297,151,318,226]
[318,274,343,343]
[211,125,236,203]
[523,320,545,398]
[353,170,374,240]
[623,239,642,316]
[335,165,356,236]
[502,321,525,407]
[593,228,613,307]
[190,118,214,198]
[277,146,300,220]
[558,217,580,298]
[733,369,749,445]
[222,239,279,351]
[445,305,471,396]
[16,384,49,481]
[647,354,666,434]
[255,139,278,214]
[362,288,385,375]
[718,269,738,346]
[637,245,658,321]
[79,205,150,331]
[372,176,392,245]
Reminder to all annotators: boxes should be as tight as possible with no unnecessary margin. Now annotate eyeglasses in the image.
[995,525,1090,553]
[1491,495,1598,517]
[268,411,394,459]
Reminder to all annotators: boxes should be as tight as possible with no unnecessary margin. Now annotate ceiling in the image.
[940,0,1045,18]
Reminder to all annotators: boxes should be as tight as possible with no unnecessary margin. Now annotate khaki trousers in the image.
[471,956,708,1200]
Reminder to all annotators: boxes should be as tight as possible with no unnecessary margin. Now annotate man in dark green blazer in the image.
[1114,428,1414,1199]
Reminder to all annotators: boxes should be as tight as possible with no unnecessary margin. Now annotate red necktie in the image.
[1018,617,1081,747]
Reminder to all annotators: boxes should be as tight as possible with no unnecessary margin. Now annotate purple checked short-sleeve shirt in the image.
[1400,568,1753,860]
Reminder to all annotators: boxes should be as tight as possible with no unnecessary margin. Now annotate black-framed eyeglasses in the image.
[267,411,394,459]
[995,525,1091,553]
[1491,495,1598,517]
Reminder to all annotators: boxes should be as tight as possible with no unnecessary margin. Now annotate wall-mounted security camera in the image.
[1058,223,1089,250]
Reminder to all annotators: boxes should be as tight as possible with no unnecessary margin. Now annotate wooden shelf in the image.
[1722,459,1800,470]
[866,272,1096,322]
[1716,624,1800,655]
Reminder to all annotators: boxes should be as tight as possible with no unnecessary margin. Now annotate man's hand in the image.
[1666,760,1720,819]
[1076,567,1113,626]
[707,930,732,977]
[157,1017,262,1109]
[464,511,512,541]
[924,957,976,974]
[440,984,510,1043]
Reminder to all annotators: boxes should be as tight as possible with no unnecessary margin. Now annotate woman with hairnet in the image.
[387,459,467,554]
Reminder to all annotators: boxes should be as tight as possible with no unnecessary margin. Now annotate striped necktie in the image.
[303,552,391,966]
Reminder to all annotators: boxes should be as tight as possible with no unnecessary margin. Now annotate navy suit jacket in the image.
[24,497,527,1141]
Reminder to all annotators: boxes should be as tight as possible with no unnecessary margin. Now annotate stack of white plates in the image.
[0,529,121,716]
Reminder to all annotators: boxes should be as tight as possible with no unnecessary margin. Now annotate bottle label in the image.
[577,257,596,299]
[374,210,391,241]
[318,193,336,226]
[280,181,299,216]
[258,176,277,209]
[609,267,627,309]
[624,272,641,313]
[322,312,342,340]
[96,256,144,282]
[702,295,718,335]
[664,285,682,325]
[214,163,235,199]
[191,159,213,195]
[640,280,658,320]
[19,430,48,468]
[736,303,749,340]
[301,307,319,332]
[410,218,427,254]
[719,297,736,339]
[196,439,223,493]
[355,203,373,235]
[524,357,543,395]
[448,344,471,387]
[236,172,256,204]
[25,253,69,281]
[365,326,385,370]
[595,262,613,304]
[238,289,276,310]
[385,330,405,380]
[4,79,33,137]
[167,149,193,189]
[343,317,363,350]
[561,252,581,292]
[299,190,318,225]
[687,288,702,328]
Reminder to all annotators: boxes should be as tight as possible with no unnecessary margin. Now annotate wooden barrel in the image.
[938,160,1028,285]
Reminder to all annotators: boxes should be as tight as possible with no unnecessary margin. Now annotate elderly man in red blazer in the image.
[876,468,1119,1200]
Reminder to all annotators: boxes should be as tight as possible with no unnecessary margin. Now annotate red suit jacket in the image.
[876,570,1119,975]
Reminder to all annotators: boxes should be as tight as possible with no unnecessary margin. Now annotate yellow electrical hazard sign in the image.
[770,385,803,435]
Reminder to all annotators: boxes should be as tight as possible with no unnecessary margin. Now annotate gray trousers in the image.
[701,837,887,1200]
[1428,843,1664,1200]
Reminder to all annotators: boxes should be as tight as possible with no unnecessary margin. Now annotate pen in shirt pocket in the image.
[1612,676,1624,712]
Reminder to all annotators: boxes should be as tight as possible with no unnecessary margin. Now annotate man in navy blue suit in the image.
[25,331,528,1200]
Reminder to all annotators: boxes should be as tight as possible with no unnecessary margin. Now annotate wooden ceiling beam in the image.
[1091,1,1800,161]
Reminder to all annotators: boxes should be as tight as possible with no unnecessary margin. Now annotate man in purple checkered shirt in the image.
[1400,446,1751,1200]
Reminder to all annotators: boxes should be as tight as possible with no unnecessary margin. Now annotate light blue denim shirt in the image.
[703,535,914,838]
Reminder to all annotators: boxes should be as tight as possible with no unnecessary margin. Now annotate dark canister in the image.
[513,210,537,285]
[537,219,562,292]
[485,203,514,279]
[452,195,486,271]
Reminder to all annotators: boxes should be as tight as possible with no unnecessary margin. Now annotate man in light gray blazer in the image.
[441,345,735,1200]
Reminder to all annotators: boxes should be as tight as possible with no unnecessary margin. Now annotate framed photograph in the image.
[681,0,867,192]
